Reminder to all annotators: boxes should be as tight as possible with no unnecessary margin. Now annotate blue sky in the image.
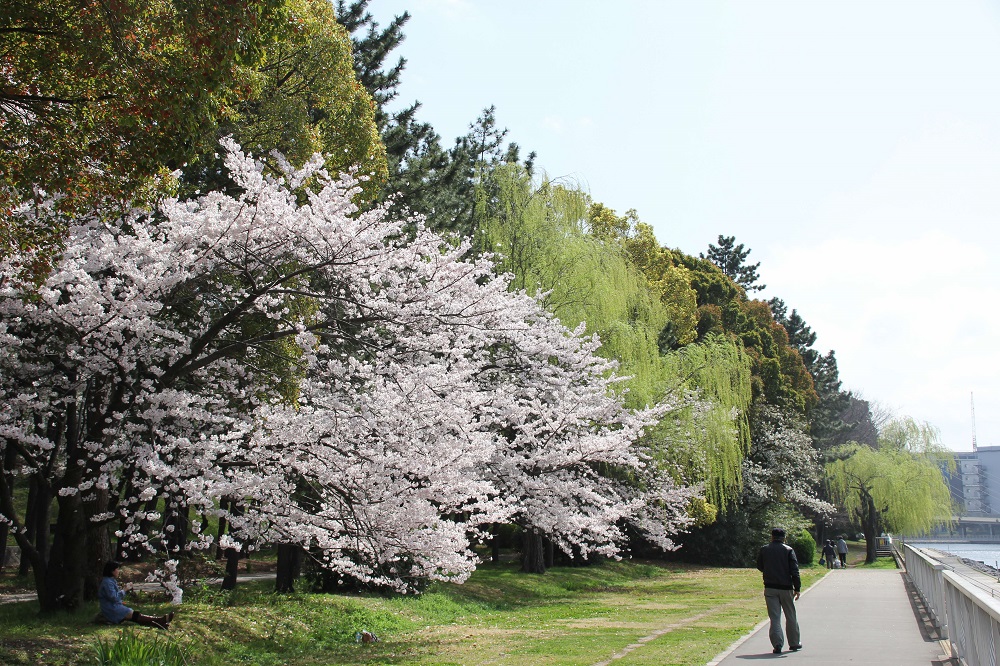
[367,0,1000,450]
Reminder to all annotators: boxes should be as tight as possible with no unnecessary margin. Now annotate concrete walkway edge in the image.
[704,574,826,666]
[707,568,955,665]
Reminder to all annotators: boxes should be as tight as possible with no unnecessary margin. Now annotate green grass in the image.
[858,557,899,569]
[92,629,190,665]
[842,540,899,569]
[0,561,827,666]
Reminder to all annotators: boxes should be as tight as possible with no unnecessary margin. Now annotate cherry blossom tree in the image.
[473,314,696,573]
[0,140,698,608]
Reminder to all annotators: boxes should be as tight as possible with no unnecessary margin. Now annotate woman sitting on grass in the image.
[98,561,174,630]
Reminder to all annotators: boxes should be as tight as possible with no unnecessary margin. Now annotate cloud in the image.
[543,116,566,133]
[541,115,596,135]
[764,232,1000,449]
[410,0,474,20]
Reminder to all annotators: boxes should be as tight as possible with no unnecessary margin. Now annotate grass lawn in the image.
[0,559,828,666]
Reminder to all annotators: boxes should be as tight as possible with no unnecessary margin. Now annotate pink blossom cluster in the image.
[0,141,695,592]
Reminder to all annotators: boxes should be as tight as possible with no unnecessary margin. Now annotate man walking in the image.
[836,536,848,568]
[822,540,836,569]
[756,528,801,654]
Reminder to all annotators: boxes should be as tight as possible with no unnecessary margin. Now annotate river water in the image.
[906,540,1000,567]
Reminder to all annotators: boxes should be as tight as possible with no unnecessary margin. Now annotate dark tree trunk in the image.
[215,498,230,560]
[128,497,160,562]
[221,546,241,590]
[0,522,7,572]
[84,489,112,601]
[862,494,879,564]
[0,445,15,571]
[544,537,554,569]
[33,482,52,565]
[815,523,827,549]
[218,498,244,589]
[275,544,302,592]
[0,463,49,603]
[85,528,112,600]
[491,539,501,565]
[43,492,88,611]
[163,499,190,557]
[489,523,503,564]
[18,479,38,577]
[521,530,546,574]
[18,477,52,583]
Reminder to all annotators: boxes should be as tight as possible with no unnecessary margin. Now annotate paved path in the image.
[0,572,276,605]
[708,569,956,665]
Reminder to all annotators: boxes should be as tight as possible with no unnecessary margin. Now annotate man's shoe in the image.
[773,647,782,654]
[790,645,802,651]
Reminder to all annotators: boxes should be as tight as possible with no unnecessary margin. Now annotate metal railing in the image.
[905,543,1000,666]
[904,545,949,636]
[944,570,1000,666]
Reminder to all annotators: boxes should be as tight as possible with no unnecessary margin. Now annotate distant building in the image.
[949,446,1000,516]
[935,446,1000,540]
[945,446,1000,517]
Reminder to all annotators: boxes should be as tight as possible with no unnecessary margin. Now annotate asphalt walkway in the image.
[708,568,956,665]
[0,572,276,605]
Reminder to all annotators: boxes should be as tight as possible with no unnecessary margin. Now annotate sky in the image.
[367,0,1000,451]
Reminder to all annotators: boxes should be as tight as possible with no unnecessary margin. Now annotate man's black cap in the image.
[771,528,786,540]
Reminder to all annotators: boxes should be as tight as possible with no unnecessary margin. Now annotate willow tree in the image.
[475,164,751,509]
[474,164,667,400]
[650,337,752,507]
[826,418,953,563]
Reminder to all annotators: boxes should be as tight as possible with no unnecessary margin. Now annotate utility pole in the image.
[972,392,978,452]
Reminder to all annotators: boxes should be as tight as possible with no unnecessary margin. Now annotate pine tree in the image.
[808,351,853,453]
[768,298,851,453]
[702,235,766,292]
[335,2,533,237]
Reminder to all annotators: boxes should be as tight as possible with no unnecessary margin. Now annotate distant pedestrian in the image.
[822,540,836,569]
[836,537,848,567]
[756,528,801,654]
[98,561,174,629]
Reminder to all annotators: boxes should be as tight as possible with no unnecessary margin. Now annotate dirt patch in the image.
[555,617,653,629]
[0,636,92,666]
[0,571,35,596]
[632,602,691,611]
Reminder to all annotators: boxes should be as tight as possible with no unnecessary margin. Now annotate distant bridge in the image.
[918,514,1000,541]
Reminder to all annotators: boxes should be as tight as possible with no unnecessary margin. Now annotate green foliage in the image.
[91,629,188,666]
[667,252,817,413]
[701,234,766,293]
[769,297,854,455]
[789,528,816,565]
[336,1,485,233]
[2,0,282,222]
[674,252,741,308]
[223,0,387,202]
[475,164,669,406]
[650,336,752,507]
[4,0,389,278]
[826,419,954,538]
[475,167,752,507]
[676,495,814,567]
[588,209,700,348]
[671,508,761,566]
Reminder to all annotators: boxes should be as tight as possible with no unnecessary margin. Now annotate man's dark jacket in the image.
[756,541,801,592]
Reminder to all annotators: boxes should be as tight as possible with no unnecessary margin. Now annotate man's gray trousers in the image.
[763,587,800,650]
